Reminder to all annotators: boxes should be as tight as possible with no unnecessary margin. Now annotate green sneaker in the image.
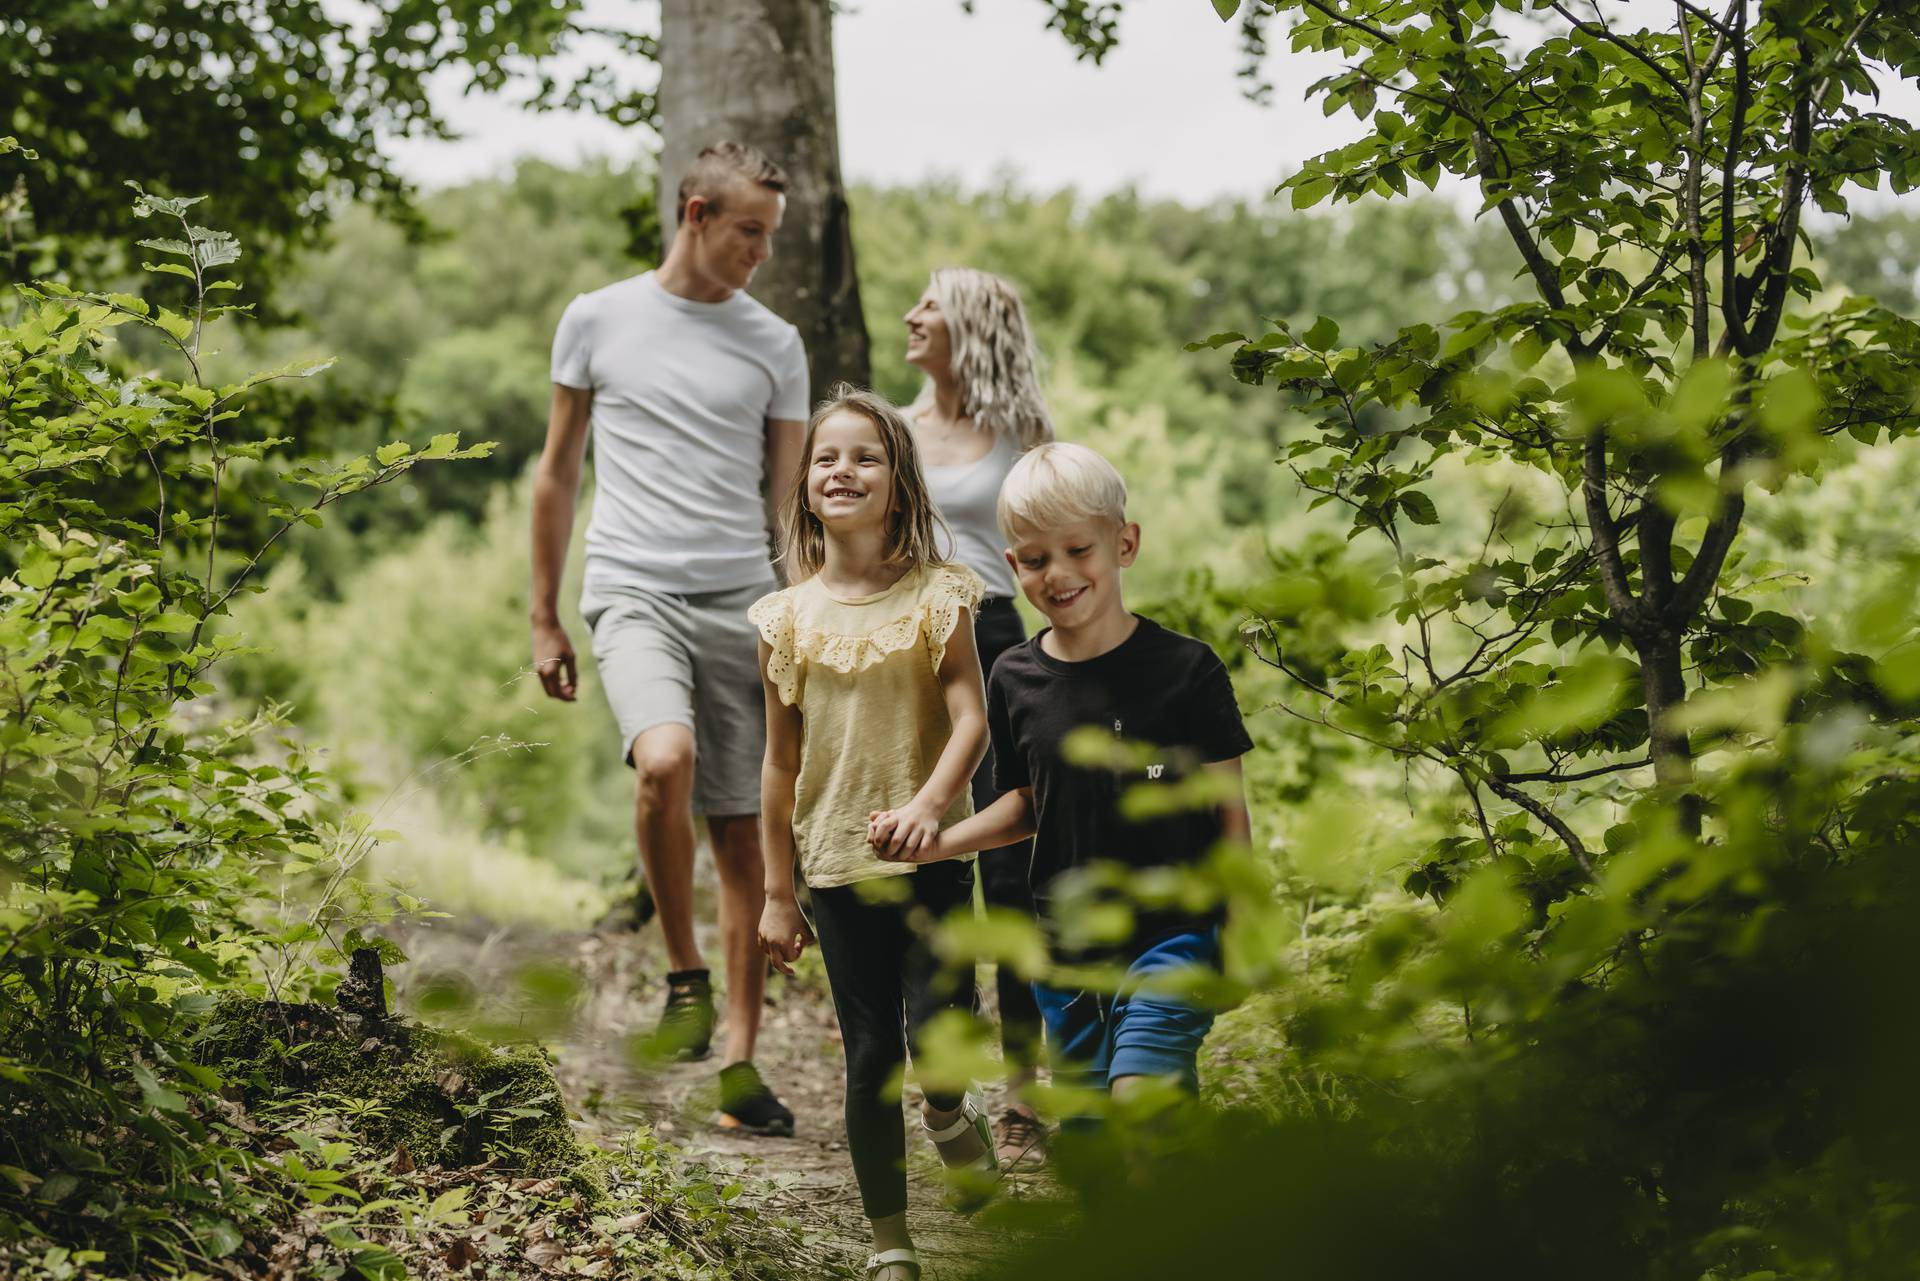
[713,1060,795,1137]
[637,969,713,1063]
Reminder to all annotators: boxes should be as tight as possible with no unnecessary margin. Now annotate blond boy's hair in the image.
[996,441,1128,539]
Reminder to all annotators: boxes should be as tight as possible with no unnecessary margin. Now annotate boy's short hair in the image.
[676,141,788,222]
[997,441,1129,538]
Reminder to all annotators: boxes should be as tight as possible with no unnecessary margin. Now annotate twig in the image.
[1482,773,1597,878]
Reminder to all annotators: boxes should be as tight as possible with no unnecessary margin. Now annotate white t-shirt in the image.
[926,431,1020,599]
[551,272,810,594]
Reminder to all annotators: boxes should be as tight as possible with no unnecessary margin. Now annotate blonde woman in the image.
[903,267,1053,1166]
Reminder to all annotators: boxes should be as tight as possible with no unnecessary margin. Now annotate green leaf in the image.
[153,309,194,343]
[426,1186,471,1223]
[0,1165,41,1194]
[1289,177,1335,210]
[1185,331,1248,351]
[199,1218,244,1259]
[1211,0,1242,17]
[1399,490,1439,525]
[137,237,197,260]
[131,1064,189,1115]
[1302,316,1341,352]
[350,1246,407,1281]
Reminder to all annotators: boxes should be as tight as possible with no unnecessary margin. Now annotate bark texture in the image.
[659,0,870,394]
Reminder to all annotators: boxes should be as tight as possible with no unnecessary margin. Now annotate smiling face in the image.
[687,181,784,293]
[903,285,953,378]
[1005,515,1140,632]
[805,409,896,533]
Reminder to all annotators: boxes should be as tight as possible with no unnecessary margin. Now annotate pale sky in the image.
[387,0,1365,201]
[387,0,1918,210]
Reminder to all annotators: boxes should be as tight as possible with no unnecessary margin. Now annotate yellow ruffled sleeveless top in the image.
[748,563,984,889]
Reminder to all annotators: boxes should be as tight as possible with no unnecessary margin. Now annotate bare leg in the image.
[706,813,766,1066]
[630,725,701,973]
[1007,1063,1040,1102]
[869,1212,914,1280]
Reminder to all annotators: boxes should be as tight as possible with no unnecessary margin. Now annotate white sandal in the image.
[864,1247,921,1279]
[924,1088,1000,1212]
[923,1088,997,1170]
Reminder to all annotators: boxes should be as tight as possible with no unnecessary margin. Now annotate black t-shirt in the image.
[987,616,1254,952]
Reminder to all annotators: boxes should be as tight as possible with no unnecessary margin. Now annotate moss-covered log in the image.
[193,993,600,1198]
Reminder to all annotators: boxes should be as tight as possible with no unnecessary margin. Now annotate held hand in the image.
[532,621,578,701]
[867,810,900,858]
[869,801,942,863]
[758,896,814,977]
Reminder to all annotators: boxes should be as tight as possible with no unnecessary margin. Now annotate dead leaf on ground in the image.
[443,1237,482,1270]
[436,1068,467,1097]
[212,1095,262,1133]
[522,1226,566,1271]
[389,1143,415,1174]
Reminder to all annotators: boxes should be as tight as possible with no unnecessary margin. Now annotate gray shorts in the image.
[580,578,773,817]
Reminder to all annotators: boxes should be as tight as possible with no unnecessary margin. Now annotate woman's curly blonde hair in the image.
[911,267,1053,451]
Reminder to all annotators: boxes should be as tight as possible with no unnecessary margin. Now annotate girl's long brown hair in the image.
[779,385,954,583]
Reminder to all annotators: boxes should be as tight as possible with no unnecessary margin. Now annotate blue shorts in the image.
[1032,928,1220,1093]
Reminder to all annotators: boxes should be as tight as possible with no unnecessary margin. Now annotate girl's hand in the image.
[868,800,942,862]
[758,896,813,976]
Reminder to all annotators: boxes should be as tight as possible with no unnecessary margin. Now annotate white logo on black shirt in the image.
[1147,764,1165,780]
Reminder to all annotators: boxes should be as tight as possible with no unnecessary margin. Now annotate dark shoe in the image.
[637,969,713,1062]
[993,1105,1047,1168]
[713,1061,794,1137]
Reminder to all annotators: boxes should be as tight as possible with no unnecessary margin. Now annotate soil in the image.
[387,905,1060,1280]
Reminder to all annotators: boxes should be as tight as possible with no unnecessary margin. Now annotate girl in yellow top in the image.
[750,387,996,1281]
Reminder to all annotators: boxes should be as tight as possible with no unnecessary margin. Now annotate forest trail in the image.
[389,906,1055,1279]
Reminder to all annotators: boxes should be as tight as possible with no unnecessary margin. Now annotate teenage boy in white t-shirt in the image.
[530,142,808,1135]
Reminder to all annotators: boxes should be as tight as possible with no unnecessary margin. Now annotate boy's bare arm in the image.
[937,788,1036,861]
[530,384,592,700]
[1207,757,1251,843]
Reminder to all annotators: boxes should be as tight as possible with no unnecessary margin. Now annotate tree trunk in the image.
[1637,633,1702,836]
[658,0,870,395]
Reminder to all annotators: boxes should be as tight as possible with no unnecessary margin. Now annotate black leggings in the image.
[809,860,976,1221]
[973,596,1045,1069]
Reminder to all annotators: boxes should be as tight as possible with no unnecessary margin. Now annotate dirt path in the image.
[389,910,1056,1279]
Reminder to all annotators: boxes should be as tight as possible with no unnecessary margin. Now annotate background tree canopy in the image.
[0,1,656,289]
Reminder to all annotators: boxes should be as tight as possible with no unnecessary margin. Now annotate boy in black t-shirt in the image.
[876,442,1252,1102]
